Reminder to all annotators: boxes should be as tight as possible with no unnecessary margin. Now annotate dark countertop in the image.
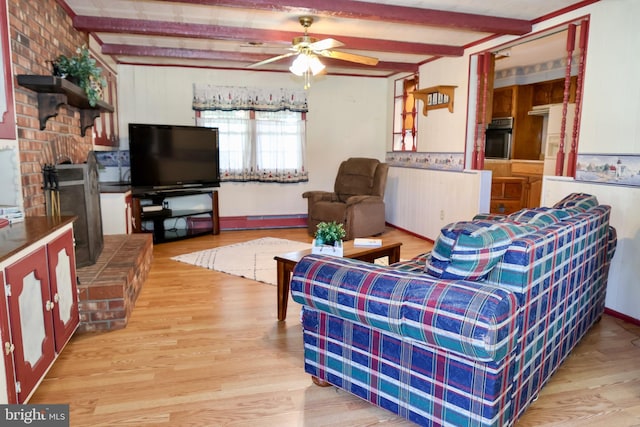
[0,216,76,263]
[100,182,132,193]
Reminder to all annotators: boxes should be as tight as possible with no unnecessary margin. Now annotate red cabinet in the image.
[47,230,79,351]
[0,271,17,403]
[0,224,79,403]
[5,246,56,403]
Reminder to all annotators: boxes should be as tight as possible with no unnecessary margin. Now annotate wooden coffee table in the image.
[274,240,402,321]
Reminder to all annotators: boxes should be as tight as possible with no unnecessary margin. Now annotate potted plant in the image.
[312,221,346,256]
[51,45,106,107]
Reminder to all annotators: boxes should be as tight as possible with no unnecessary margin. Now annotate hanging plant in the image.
[51,45,107,107]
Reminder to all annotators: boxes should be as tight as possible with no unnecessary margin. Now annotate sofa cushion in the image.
[507,207,570,227]
[552,193,598,212]
[425,220,537,280]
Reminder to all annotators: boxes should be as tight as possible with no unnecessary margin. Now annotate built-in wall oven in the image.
[485,117,513,159]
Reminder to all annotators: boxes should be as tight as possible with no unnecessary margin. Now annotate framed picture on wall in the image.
[0,1,16,140]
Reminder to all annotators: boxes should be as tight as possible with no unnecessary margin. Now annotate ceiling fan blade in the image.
[247,52,297,68]
[319,50,379,66]
[309,38,344,51]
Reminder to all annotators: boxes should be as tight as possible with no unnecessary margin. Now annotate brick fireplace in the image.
[76,233,153,332]
[6,0,148,332]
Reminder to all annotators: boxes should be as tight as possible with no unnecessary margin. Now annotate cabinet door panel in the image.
[492,87,515,118]
[47,229,79,351]
[0,271,17,403]
[5,247,55,403]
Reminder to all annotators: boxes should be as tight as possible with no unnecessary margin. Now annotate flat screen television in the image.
[129,123,220,192]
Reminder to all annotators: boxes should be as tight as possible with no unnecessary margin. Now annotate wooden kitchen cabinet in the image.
[492,86,516,118]
[0,218,79,403]
[491,85,544,160]
[490,176,528,214]
[532,77,577,106]
[512,85,544,160]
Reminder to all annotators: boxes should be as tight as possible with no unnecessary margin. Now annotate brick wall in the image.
[8,0,94,216]
[76,234,154,332]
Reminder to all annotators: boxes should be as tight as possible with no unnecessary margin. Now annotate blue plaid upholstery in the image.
[473,212,508,221]
[292,255,519,362]
[290,193,616,427]
[552,192,599,212]
[506,207,570,227]
[425,221,537,281]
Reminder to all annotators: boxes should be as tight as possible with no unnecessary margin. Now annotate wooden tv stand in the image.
[131,188,220,243]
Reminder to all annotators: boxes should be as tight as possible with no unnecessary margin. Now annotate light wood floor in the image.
[30,227,640,426]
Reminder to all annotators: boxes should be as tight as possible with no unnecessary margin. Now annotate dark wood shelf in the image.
[17,75,114,136]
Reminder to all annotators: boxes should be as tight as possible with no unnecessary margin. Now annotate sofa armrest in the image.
[291,254,520,363]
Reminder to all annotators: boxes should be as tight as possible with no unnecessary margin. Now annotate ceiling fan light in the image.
[309,56,325,75]
[290,54,309,76]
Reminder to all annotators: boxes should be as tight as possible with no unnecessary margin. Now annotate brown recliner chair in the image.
[303,157,389,240]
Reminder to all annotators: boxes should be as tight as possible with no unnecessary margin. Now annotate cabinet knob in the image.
[4,342,14,356]
[45,300,55,311]
[54,293,60,303]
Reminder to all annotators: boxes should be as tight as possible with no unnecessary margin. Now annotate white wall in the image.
[117,65,388,217]
[539,0,640,321]
[406,0,640,321]
[542,177,640,320]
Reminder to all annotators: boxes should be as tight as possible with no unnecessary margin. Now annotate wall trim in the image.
[220,214,307,230]
[604,307,640,327]
[386,151,464,171]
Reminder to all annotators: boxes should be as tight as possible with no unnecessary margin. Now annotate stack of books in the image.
[0,205,24,223]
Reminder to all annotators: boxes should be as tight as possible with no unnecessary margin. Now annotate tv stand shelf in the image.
[132,189,220,243]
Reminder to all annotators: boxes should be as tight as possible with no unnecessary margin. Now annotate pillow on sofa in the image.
[552,193,598,212]
[507,207,570,227]
[425,220,536,281]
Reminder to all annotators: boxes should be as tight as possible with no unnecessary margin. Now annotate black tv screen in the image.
[129,123,220,191]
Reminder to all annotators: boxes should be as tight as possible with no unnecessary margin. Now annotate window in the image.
[197,109,307,182]
[192,84,309,183]
[392,75,418,151]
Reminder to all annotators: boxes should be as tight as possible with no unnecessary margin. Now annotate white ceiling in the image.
[62,0,590,78]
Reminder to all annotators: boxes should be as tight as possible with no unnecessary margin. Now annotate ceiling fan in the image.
[248,16,379,87]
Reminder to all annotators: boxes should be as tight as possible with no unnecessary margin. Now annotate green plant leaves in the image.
[52,45,106,106]
[314,221,346,245]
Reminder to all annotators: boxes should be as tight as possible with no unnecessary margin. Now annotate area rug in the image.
[170,237,311,286]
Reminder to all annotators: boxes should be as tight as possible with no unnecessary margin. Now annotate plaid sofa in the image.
[290,193,617,426]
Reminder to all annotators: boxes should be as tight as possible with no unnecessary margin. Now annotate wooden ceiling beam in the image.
[153,0,532,35]
[74,16,464,57]
[101,43,419,73]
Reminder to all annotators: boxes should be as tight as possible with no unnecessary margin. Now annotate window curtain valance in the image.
[192,84,308,112]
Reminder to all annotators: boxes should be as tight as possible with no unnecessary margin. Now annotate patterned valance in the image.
[192,84,308,112]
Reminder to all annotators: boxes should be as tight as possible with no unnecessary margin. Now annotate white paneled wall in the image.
[116,65,388,218]
[542,177,640,321]
[385,167,491,241]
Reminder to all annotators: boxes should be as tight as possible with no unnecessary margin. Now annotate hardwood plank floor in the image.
[30,227,640,426]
